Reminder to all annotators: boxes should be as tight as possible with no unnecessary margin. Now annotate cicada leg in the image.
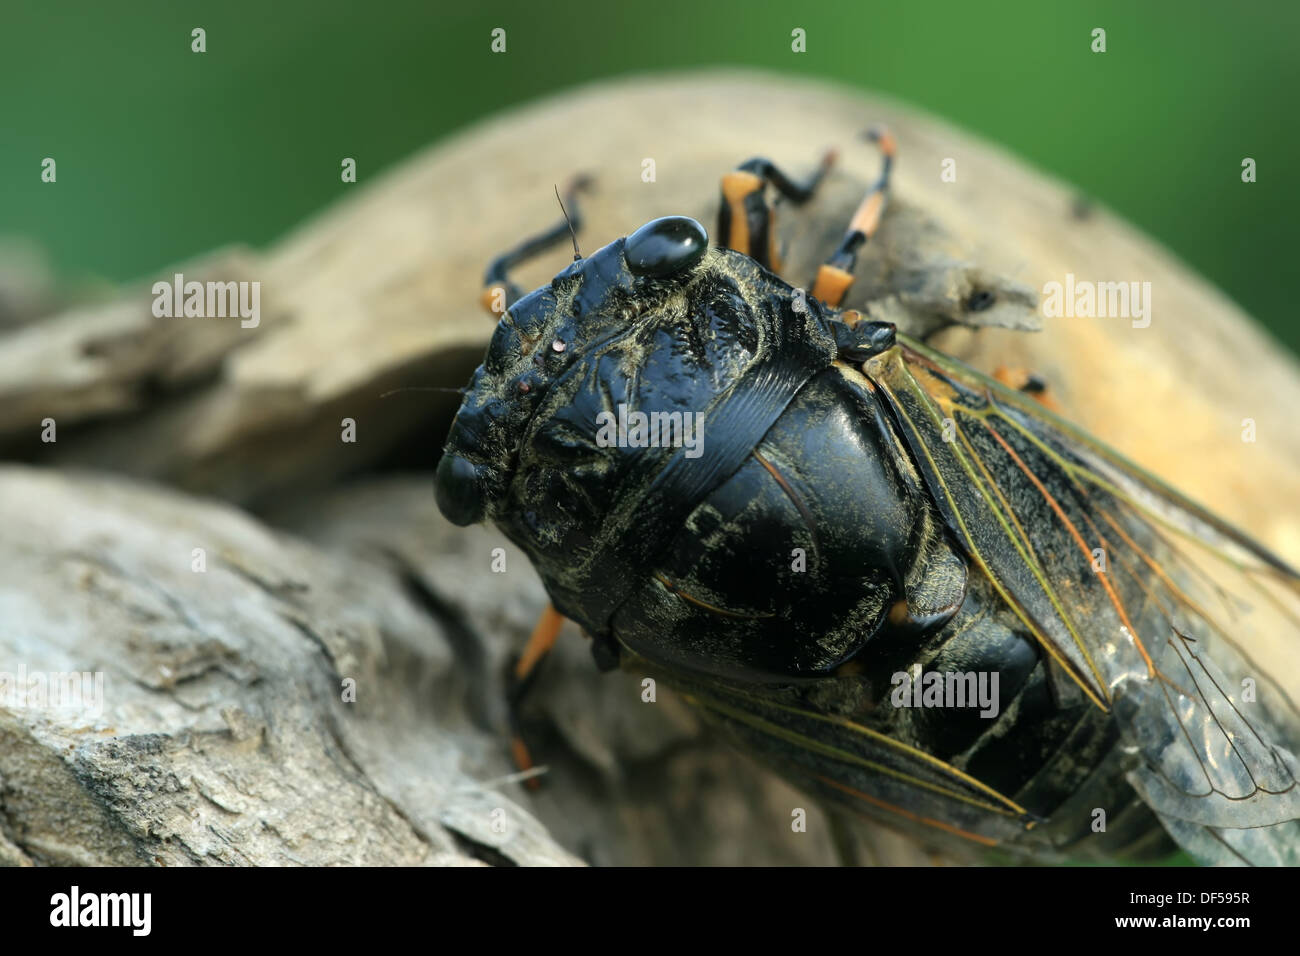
[717,149,837,272]
[480,175,593,316]
[506,603,567,789]
[811,126,896,307]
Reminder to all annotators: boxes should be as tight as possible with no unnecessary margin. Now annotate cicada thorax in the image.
[485,254,812,630]
[605,365,964,680]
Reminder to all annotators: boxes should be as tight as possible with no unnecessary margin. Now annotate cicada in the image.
[434,130,1300,865]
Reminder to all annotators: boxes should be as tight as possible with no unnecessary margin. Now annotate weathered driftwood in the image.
[0,468,890,866]
[0,466,574,865]
[1,71,1297,866]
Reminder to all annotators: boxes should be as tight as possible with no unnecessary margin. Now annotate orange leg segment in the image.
[716,150,836,274]
[508,603,567,789]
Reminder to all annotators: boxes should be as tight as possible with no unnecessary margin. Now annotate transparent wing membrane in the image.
[862,336,1300,864]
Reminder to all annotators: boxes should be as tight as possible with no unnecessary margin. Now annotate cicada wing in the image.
[1155,814,1300,867]
[862,336,1300,865]
[654,672,1045,856]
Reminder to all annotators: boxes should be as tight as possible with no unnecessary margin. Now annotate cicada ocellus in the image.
[434,131,1300,865]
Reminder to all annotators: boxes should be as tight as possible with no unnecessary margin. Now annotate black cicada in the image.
[434,131,1300,865]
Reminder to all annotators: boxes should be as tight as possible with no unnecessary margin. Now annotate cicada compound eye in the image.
[624,216,708,278]
[434,453,486,527]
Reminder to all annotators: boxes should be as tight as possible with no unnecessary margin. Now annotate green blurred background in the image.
[2,0,1296,353]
